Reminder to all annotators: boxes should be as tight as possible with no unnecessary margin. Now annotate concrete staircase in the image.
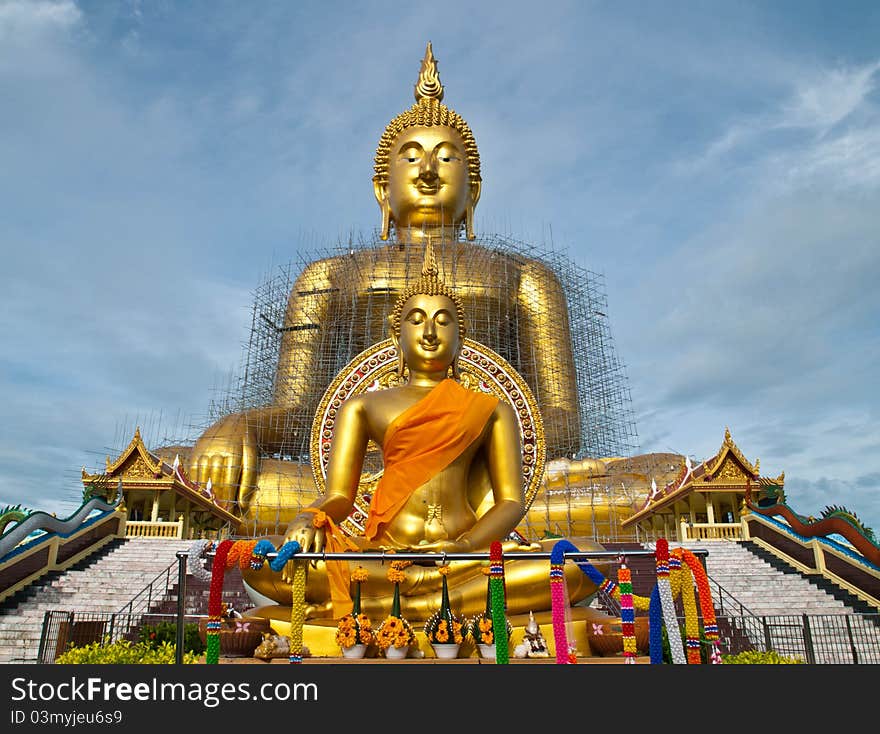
[678,539,864,615]
[677,539,880,663]
[0,538,196,663]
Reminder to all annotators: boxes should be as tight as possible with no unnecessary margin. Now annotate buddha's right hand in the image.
[283,512,326,567]
[187,413,258,512]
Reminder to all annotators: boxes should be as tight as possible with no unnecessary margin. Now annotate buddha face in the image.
[396,292,461,374]
[376,125,479,234]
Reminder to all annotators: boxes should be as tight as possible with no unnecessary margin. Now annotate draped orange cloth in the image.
[300,508,359,619]
[363,379,499,541]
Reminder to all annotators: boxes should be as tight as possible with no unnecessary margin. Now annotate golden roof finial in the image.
[415,41,444,103]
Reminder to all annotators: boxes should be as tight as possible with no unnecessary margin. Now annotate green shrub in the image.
[55,639,198,664]
[721,650,804,664]
[139,621,205,655]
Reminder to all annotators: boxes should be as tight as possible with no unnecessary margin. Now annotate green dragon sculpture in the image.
[0,504,32,535]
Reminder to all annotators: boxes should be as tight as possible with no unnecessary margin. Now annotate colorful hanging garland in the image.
[676,547,721,662]
[489,541,509,664]
[648,584,664,664]
[618,565,637,663]
[550,541,574,664]
[250,539,275,570]
[678,563,701,663]
[550,538,720,665]
[187,539,214,582]
[655,539,686,664]
[226,539,257,572]
[205,539,234,665]
[468,565,512,658]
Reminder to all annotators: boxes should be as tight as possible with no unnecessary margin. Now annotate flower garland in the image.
[269,540,303,572]
[677,562,701,664]
[676,547,721,663]
[226,539,257,572]
[375,561,416,655]
[648,583,664,664]
[468,565,512,655]
[250,539,275,570]
[288,548,306,664]
[187,539,214,583]
[550,541,574,664]
[205,539,233,665]
[618,564,637,664]
[489,541,509,664]
[335,567,374,650]
[655,538,686,665]
[548,538,722,665]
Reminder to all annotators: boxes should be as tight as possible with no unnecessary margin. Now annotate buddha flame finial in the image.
[422,236,439,278]
[414,41,444,103]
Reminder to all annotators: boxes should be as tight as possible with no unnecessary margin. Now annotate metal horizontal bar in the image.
[182,548,708,562]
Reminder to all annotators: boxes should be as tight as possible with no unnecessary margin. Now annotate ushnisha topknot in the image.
[390,238,466,339]
[373,42,481,189]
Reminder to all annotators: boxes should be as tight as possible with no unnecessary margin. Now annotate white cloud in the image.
[0,0,81,34]
[778,61,880,133]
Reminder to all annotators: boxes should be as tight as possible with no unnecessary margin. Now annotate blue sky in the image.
[1,1,878,536]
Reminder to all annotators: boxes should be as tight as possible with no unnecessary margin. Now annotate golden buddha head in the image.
[373,42,482,241]
[389,239,465,378]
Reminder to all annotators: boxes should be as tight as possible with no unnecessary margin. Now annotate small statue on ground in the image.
[513,611,550,658]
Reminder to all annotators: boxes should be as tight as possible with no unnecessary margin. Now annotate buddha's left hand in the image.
[413,538,472,556]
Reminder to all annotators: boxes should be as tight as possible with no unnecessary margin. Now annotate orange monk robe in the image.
[363,379,499,541]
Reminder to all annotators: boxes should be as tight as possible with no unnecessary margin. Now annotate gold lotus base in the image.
[250,605,626,659]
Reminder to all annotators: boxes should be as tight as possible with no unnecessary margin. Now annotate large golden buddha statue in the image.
[243,240,606,623]
[187,43,587,530]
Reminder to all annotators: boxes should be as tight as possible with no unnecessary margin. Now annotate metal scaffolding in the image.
[208,232,639,465]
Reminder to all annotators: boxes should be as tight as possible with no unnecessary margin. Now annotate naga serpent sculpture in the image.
[0,496,123,562]
[745,483,879,567]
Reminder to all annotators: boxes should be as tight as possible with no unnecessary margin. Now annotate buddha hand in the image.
[187,413,258,513]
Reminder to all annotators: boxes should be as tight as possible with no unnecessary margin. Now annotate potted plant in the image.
[424,565,466,659]
[335,566,374,658]
[375,561,416,659]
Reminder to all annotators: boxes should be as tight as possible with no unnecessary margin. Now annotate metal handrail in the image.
[706,576,756,617]
[116,558,178,616]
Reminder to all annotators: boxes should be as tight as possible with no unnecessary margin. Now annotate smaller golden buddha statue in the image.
[243,242,608,623]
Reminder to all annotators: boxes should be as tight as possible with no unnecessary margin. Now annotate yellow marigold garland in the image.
[678,563,702,664]
[289,559,307,663]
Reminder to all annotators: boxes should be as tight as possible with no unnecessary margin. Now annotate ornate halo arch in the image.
[310,337,545,536]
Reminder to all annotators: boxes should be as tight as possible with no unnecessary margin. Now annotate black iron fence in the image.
[714,612,880,664]
[37,610,203,664]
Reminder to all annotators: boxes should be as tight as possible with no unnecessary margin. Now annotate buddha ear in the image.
[374,179,391,240]
[389,320,405,378]
[466,181,482,240]
[469,181,482,208]
[387,314,396,341]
